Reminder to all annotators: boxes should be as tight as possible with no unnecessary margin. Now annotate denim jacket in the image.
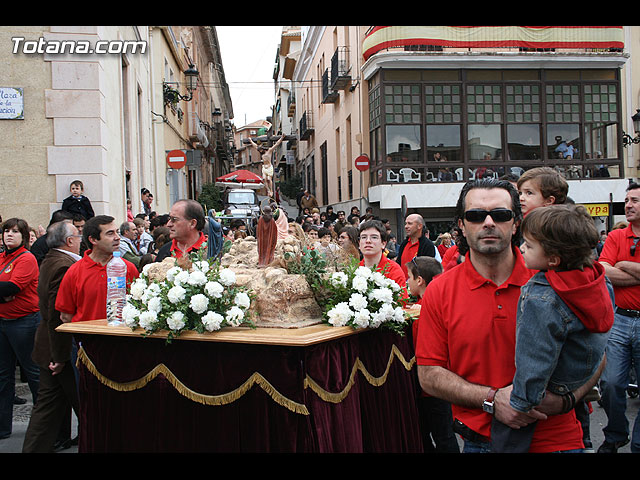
[510,271,614,413]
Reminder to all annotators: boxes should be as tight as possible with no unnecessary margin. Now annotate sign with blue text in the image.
[0,87,24,119]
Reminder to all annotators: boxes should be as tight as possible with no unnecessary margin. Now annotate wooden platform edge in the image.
[56,319,364,346]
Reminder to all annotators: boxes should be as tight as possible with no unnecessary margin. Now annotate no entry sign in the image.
[167,149,187,169]
[355,155,370,172]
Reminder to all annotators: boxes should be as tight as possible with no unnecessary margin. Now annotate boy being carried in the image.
[491,204,614,452]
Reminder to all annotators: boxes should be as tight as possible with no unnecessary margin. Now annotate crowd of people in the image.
[1,169,640,453]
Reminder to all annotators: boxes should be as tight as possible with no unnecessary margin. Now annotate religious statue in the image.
[256,205,278,267]
[248,133,286,199]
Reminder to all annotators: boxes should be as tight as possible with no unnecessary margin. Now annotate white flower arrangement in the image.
[319,258,409,335]
[124,248,254,342]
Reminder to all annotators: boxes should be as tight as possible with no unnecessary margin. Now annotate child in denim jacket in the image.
[491,204,614,452]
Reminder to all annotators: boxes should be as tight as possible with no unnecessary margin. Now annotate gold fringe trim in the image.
[303,344,415,403]
[76,346,310,415]
[76,343,415,415]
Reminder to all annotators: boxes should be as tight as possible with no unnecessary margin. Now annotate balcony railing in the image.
[299,111,313,141]
[322,69,339,104]
[330,47,351,90]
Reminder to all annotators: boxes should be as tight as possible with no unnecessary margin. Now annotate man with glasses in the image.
[597,182,640,453]
[358,219,407,289]
[415,178,587,453]
[155,199,207,262]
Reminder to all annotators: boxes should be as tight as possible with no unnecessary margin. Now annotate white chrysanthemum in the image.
[167,285,186,304]
[202,311,224,332]
[234,292,251,309]
[348,292,368,311]
[327,302,353,327]
[353,308,371,329]
[147,296,162,313]
[167,311,185,330]
[369,311,383,329]
[369,287,393,304]
[204,281,224,298]
[189,293,209,314]
[165,266,181,282]
[371,271,387,287]
[225,306,245,326]
[192,260,210,273]
[354,266,372,279]
[378,303,395,321]
[330,272,348,288]
[387,279,401,291]
[141,263,154,277]
[218,268,236,286]
[174,270,190,285]
[146,283,161,296]
[122,304,139,326]
[393,306,406,323]
[129,281,146,300]
[138,310,157,331]
[352,275,368,293]
[187,270,207,286]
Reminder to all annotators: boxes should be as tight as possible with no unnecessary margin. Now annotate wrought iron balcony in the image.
[330,47,351,90]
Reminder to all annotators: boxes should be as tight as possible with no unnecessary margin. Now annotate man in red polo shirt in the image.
[358,219,407,290]
[596,182,640,453]
[155,199,207,262]
[415,178,594,453]
[56,216,139,323]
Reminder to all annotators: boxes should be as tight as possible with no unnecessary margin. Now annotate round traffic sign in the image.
[355,154,370,172]
[167,149,187,169]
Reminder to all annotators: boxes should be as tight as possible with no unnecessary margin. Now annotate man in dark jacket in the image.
[396,213,439,280]
[22,221,82,452]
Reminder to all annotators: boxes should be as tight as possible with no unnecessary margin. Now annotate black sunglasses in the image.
[464,208,515,223]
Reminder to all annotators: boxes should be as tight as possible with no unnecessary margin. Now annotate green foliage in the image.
[277,173,303,199]
[198,183,224,213]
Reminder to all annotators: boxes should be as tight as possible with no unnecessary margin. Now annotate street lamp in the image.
[623,109,640,147]
[163,64,199,104]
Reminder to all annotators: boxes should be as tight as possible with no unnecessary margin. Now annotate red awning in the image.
[215,169,264,188]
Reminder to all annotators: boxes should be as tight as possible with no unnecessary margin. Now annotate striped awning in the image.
[363,26,625,60]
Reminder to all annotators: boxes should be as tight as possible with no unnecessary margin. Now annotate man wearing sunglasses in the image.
[415,178,587,453]
[597,182,640,453]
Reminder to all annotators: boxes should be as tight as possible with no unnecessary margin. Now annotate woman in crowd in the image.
[0,218,41,440]
[337,225,361,260]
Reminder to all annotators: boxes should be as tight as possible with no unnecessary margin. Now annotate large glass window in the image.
[468,124,502,161]
[426,125,461,162]
[547,124,580,160]
[386,125,421,163]
[507,124,541,161]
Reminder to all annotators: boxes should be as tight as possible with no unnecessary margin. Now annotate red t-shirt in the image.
[55,251,139,322]
[400,238,420,279]
[442,244,460,271]
[598,224,640,310]
[0,247,39,318]
[416,248,584,453]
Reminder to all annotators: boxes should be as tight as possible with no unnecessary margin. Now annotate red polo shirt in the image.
[0,247,39,318]
[169,232,207,259]
[598,224,640,310]
[416,247,584,453]
[55,250,139,322]
[400,238,420,279]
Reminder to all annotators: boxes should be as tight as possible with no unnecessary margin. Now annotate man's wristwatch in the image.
[482,387,498,415]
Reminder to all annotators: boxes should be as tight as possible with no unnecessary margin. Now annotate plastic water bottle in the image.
[106,251,127,326]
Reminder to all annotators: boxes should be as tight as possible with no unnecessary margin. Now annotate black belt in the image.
[453,419,490,444]
[616,307,640,318]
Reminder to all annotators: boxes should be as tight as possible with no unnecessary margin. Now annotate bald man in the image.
[396,213,440,279]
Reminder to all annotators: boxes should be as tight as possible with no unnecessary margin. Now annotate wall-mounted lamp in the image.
[623,109,640,147]
[164,64,199,104]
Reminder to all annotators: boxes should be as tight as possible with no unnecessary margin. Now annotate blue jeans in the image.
[0,312,41,438]
[599,311,640,452]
